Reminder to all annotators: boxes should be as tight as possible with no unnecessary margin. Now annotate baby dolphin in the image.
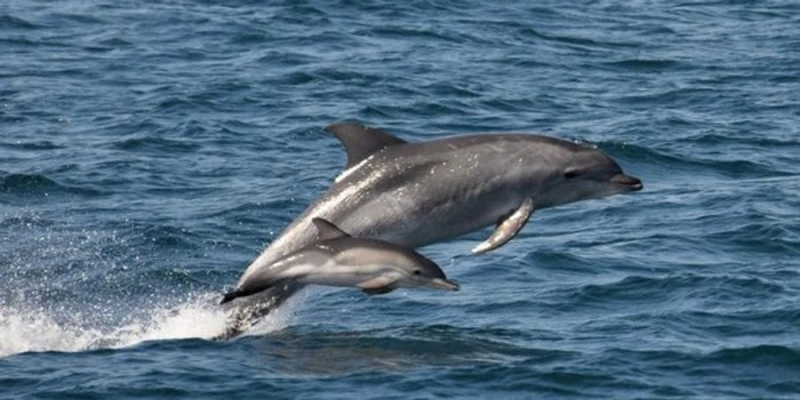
[220,218,458,304]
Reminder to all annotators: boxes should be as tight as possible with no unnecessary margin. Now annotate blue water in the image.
[2,1,799,398]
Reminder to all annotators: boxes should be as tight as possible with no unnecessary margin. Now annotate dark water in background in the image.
[2,0,800,398]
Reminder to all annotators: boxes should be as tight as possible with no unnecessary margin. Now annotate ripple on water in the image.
[0,172,102,198]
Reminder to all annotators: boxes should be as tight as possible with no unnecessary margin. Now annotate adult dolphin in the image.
[219,122,642,338]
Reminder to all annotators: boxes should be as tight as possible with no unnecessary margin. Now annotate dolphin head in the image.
[334,240,459,293]
[536,145,642,208]
[394,250,460,292]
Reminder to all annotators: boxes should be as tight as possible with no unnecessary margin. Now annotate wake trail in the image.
[0,291,297,358]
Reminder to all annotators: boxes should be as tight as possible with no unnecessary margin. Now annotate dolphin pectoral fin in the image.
[471,198,535,254]
[357,276,393,289]
[356,276,395,295]
[362,286,395,295]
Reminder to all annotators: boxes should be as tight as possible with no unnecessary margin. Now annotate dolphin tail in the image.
[220,289,242,305]
[213,282,304,340]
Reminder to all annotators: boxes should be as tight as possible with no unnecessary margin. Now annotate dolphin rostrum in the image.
[220,122,642,337]
[221,218,458,304]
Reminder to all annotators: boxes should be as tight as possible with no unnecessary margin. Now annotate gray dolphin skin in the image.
[221,218,458,304]
[220,122,642,338]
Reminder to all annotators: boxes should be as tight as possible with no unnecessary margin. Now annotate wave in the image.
[241,323,562,376]
[607,344,800,369]
[0,173,61,194]
[0,172,102,197]
[601,58,683,72]
[515,27,638,50]
[708,345,800,365]
[561,273,788,312]
[0,140,64,151]
[0,14,41,30]
[596,141,792,178]
[362,26,470,44]
[0,291,295,358]
[113,136,202,153]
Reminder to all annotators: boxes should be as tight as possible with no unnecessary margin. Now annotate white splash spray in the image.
[0,291,297,358]
[0,209,302,359]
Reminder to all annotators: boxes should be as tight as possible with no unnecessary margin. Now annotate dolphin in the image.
[221,218,458,304]
[220,122,642,338]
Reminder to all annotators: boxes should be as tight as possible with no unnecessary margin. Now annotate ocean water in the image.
[2,0,799,398]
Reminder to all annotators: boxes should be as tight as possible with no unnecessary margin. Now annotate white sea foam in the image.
[0,291,296,358]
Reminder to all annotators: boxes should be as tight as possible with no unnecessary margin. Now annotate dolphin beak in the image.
[430,278,460,291]
[610,174,643,191]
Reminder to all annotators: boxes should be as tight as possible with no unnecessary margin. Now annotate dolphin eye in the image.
[563,169,580,179]
[413,270,421,275]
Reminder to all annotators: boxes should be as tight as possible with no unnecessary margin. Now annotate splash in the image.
[0,291,295,358]
[0,208,300,358]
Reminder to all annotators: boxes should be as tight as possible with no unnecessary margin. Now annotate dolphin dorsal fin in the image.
[311,218,351,241]
[325,122,407,169]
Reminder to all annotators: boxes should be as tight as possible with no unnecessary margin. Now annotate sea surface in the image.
[2,1,799,399]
